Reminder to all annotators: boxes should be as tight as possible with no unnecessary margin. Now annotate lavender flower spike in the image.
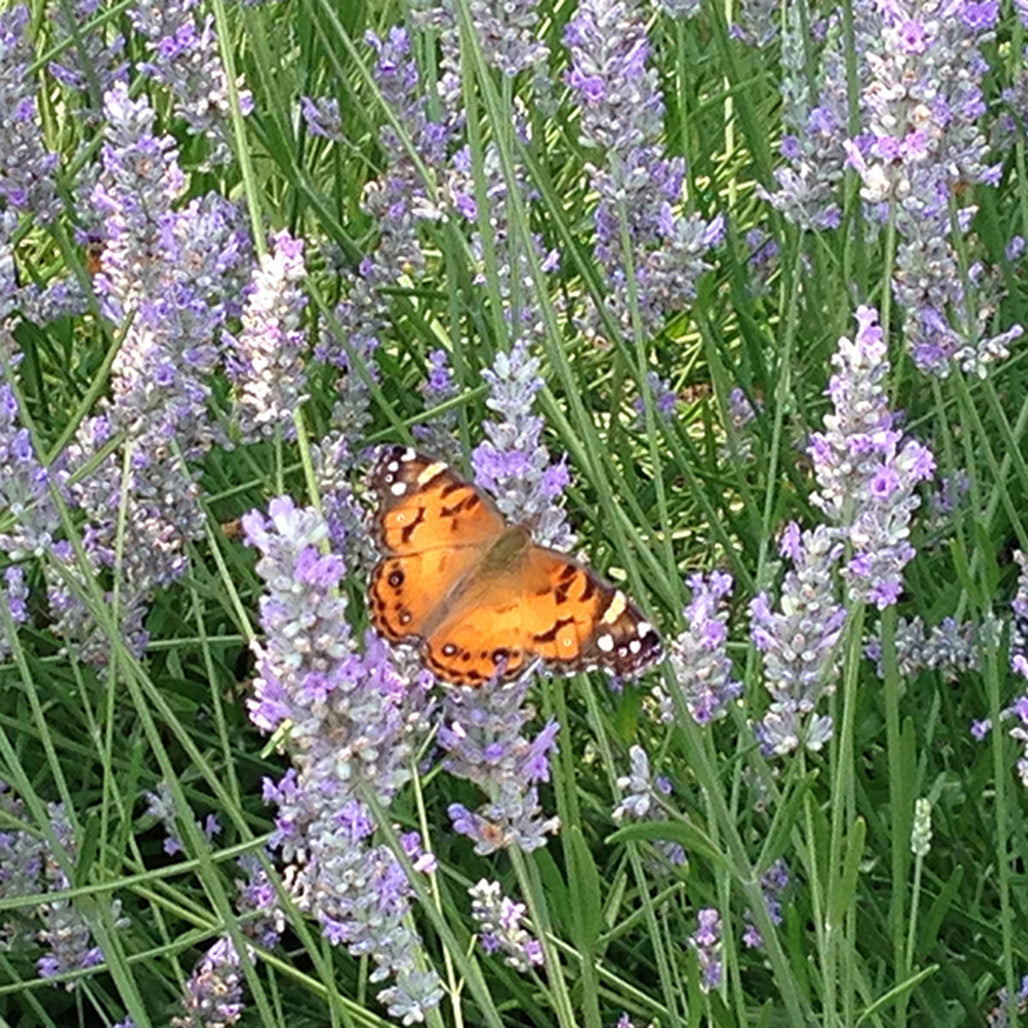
[228,230,309,442]
[172,936,244,1028]
[691,908,723,992]
[244,497,442,1020]
[564,0,722,336]
[472,341,573,549]
[469,0,549,76]
[0,7,61,222]
[1009,552,1028,788]
[612,744,685,867]
[440,676,561,853]
[670,571,741,724]
[809,306,935,609]
[750,523,846,756]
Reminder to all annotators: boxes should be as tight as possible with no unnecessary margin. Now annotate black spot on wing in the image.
[533,616,576,644]
[399,505,426,544]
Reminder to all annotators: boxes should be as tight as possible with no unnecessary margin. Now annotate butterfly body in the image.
[368,445,662,685]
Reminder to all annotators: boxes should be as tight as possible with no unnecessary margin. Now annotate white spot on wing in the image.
[401,447,416,460]
[637,621,653,636]
[629,639,641,654]
[601,590,627,624]
[416,461,447,485]
[390,482,407,496]
[597,634,614,652]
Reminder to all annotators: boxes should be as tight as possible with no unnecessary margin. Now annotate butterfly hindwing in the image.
[369,549,480,643]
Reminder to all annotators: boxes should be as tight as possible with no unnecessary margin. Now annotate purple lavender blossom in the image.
[300,95,343,141]
[564,0,721,337]
[742,859,789,950]
[632,372,677,429]
[0,7,62,222]
[37,803,123,985]
[612,744,686,867]
[809,306,935,609]
[865,615,987,680]
[172,936,244,1027]
[227,230,309,442]
[986,972,1028,1026]
[413,348,461,462]
[317,27,453,455]
[171,858,283,1027]
[472,341,573,549]
[750,524,846,756]
[760,7,858,230]
[129,0,252,168]
[468,0,549,76]
[144,781,221,857]
[1008,552,1028,787]
[50,84,250,662]
[691,908,723,992]
[244,497,442,1020]
[731,0,779,47]
[468,879,544,972]
[0,782,46,949]
[48,0,127,110]
[670,572,741,724]
[0,379,59,559]
[846,0,1018,375]
[440,676,560,853]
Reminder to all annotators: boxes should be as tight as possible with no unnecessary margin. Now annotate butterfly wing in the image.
[422,544,662,685]
[367,446,505,644]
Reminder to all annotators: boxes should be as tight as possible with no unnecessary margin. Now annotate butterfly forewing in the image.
[369,445,505,555]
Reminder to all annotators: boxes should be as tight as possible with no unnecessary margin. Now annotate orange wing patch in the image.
[366,446,663,685]
[369,445,505,555]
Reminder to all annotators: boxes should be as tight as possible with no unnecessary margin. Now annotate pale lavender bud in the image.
[691,908,723,992]
[670,572,741,724]
[469,879,544,972]
[228,230,309,442]
[750,524,846,756]
[300,95,343,141]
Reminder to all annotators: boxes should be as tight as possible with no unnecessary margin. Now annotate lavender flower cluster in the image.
[440,677,561,854]
[0,784,124,985]
[670,571,741,725]
[750,524,846,756]
[809,306,935,609]
[0,7,61,223]
[173,858,284,1028]
[227,230,309,442]
[564,0,723,338]
[468,878,543,972]
[742,860,789,950]
[691,907,723,992]
[471,340,573,549]
[129,0,253,167]
[50,84,250,662]
[243,497,443,1022]
[612,744,686,868]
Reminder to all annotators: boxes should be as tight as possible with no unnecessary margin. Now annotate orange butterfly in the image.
[367,445,663,686]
